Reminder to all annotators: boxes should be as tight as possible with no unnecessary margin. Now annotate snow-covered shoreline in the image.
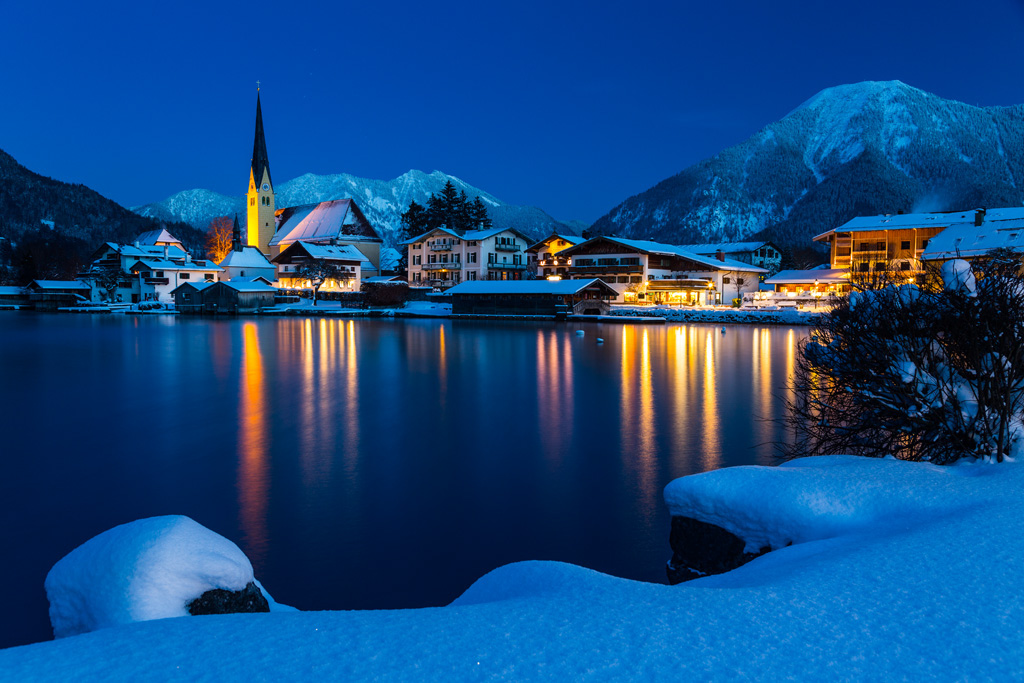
[610,305,821,325]
[3,456,1022,679]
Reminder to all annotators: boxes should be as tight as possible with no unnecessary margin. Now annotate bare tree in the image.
[298,259,346,306]
[206,217,234,264]
[89,262,122,302]
[783,249,1024,464]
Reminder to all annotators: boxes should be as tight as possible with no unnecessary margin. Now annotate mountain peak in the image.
[787,80,928,118]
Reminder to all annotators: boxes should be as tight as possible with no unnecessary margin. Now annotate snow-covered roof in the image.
[119,244,187,260]
[568,237,768,273]
[526,232,586,252]
[170,281,215,294]
[229,276,275,285]
[815,207,1024,241]
[217,281,278,293]
[764,269,850,285]
[134,228,183,246]
[445,278,617,296]
[219,247,273,269]
[269,199,381,247]
[29,280,91,291]
[364,275,404,283]
[400,226,532,245]
[0,286,25,295]
[920,220,1024,261]
[271,241,366,264]
[675,241,774,255]
[128,258,223,273]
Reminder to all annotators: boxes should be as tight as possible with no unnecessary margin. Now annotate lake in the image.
[0,313,805,648]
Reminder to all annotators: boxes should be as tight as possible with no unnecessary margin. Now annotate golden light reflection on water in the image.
[238,322,269,565]
[343,320,359,474]
[619,326,658,501]
[701,329,722,470]
[536,330,575,465]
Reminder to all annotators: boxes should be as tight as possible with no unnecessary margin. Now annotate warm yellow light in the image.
[546,275,562,281]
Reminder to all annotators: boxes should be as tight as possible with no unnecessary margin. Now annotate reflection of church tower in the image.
[247,89,276,255]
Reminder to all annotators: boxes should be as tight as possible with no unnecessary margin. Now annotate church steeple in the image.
[247,86,276,255]
[251,91,272,191]
[232,213,243,252]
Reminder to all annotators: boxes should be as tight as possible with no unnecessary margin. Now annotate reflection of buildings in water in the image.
[238,321,269,567]
[619,326,658,502]
[752,328,773,449]
[700,329,722,470]
[536,329,574,467]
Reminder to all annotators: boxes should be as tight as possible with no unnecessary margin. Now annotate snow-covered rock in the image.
[45,516,283,639]
[6,458,1024,680]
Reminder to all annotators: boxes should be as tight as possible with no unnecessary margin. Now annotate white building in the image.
[268,199,384,278]
[85,237,223,303]
[271,241,364,292]
[219,215,276,281]
[558,236,768,304]
[402,226,533,289]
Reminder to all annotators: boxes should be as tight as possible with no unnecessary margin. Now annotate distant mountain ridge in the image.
[133,170,578,245]
[590,81,1024,247]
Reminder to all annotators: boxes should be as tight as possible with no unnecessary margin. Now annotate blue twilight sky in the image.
[2,0,1024,223]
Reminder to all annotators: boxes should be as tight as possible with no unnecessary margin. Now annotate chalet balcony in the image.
[494,244,520,252]
[143,277,169,286]
[430,242,454,251]
[538,257,570,267]
[486,262,526,270]
[422,262,461,270]
[570,265,644,274]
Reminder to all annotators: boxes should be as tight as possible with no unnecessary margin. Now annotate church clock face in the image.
[262,183,270,191]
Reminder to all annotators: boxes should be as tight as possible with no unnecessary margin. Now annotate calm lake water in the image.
[0,313,805,648]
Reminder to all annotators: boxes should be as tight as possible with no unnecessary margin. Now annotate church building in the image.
[244,90,385,277]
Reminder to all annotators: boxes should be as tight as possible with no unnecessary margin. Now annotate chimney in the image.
[134,240,139,249]
[715,249,725,262]
[975,208,986,226]
[163,245,169,259]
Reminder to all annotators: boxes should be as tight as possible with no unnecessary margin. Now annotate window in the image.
[413,272,421,282]
[621,257,640,266]
[413,255,421,265]
[468,252,477,263]
[921,240,929,249]
[901,240,911,250]
[617,276,630,283]
[513,255,521,265]
[722,277,731,284]
[413,244,421,250]
[205,274,214,282]
[240,270,246,277]
[156,271,164,277]
[859,262,870,273]
[737,278,744,285]
[874,262,886,272]
[468,241,477,246]
[429,255,436,264]
[630,276,642,283]
[900,262,911,271]
[876,241,885,251]
[180,273,190,279]
[488,254,496,264]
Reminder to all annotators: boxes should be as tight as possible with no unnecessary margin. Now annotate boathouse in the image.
[445,278,617,316]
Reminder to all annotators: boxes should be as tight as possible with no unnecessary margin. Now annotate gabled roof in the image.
[219,246,273,269]
[269,199,381,247]
[29,280,91,291]
[764,269,850,285]
[128,258,223,273]
[217,280,278,293]
[135,228,182,247]
[229,275,275,285]
[271,240,366,264]
[118,244,188,260]
[400,225,532,245]
[364,275,404,282]
[251,92,272,188]
[675,241,775,255]
[445,278,618,297]
[526,232,586,253]
[171,281,216,294]
[811,208,1024,241]
[561,236,768,273]
[920,220,1024,261]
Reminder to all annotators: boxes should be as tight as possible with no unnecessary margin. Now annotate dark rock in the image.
[186,581,270,616]
[666,516,771,585]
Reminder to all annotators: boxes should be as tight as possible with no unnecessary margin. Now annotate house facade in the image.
[526,232,585,279]
[403,226,533,290]
[268,199,383,277]
[219,215,276,281]
[445,278,618,316]
[557,236,767,304]
[676,241,783,276]
[85,236,222,303]
[271,241,363,292]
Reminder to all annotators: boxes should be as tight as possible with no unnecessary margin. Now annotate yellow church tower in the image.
[247,88,276,255]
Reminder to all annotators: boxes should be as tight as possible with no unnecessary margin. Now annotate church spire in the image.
[232,213,243,252]
[251,91,272,190]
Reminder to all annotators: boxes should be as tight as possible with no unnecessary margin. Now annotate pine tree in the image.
[400,200,428,240]
[471,196,492,229]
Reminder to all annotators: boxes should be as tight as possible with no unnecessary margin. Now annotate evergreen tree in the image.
[400,200,428,241]
[471,196,492,229]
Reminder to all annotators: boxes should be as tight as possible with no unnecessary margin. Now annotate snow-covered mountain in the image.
[133,170,576,245]
[590,81,1024,246]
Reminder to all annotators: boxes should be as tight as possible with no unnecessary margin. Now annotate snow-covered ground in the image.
[2,456,1022,679]
[611,305,820,325]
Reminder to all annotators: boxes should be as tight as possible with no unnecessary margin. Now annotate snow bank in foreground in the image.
[45,516,278,639]
[6,458,1024,679]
